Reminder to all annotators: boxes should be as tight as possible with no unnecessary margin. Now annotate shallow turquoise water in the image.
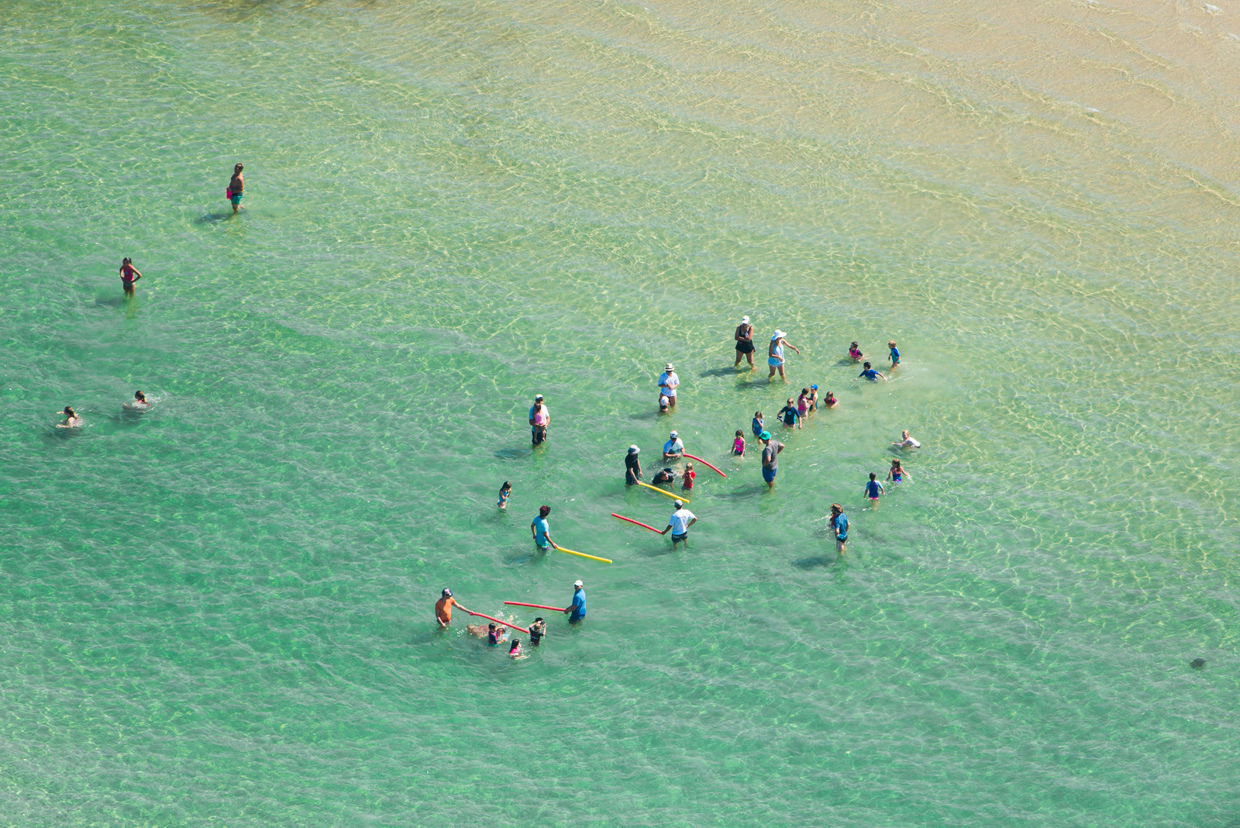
[1,0,1238,824]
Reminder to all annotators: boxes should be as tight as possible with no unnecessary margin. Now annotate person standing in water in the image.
[864,472,884,503]
[625,445,643,486]
[528,394,550,446]
[227,163,245,213]
[661,500,697,548]
[663,430,684,462]
[528,618,547,647]
[658,363,680,409]
[767,330,801,383]
[888,340,901,368]
[531,505,558,553]
[830,504,848,554]
[887,459,908,483]
[734,315,756,369]
[435,587,472,629]
[760,430,783,490]
[565,580,586,624]
[119,258,142,297]
[497,481,511,509]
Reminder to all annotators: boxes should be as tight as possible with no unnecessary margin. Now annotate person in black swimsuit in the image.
[734,315,755,369]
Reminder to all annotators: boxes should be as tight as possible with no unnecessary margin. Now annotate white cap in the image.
[574,580,584,588]
[741,315,750,323]
[534,394,544,400]
[674,500,683,508]
[670,430,678,438]
[629,445,640,453]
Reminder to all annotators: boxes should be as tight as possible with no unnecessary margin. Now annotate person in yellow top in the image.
[435,588,472,629]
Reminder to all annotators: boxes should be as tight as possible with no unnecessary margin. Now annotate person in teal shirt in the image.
[531,505,557,552]
[565,580,586,624]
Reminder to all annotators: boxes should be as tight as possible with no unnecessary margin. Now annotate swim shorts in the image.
[230,190,243,205]
[671,533,688,542]
[762,467,777,483]
[736,341,755,354]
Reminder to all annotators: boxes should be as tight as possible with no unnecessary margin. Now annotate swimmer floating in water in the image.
[125,390,151,410]
[58,406,82,428]
[892,430,920,449]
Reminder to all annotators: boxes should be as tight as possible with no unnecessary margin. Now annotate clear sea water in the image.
[2,0,1238,824]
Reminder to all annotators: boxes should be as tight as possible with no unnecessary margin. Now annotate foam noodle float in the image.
[611,513,663,533]
[682,453,727,478]
[554,546,612,564]
[504,602,566,612]
[636,480,689,502]
[467,611,530,634]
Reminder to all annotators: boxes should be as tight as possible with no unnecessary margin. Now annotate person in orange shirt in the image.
[435,588,472,629]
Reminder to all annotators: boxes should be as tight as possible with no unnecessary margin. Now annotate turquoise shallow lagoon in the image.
[1,0,1238,824]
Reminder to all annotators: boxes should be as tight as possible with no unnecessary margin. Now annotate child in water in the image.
[751,411,764,441]
[809,385,819,415]
[682,463,696,491]
[823,391,838,409]
[887,459,908,483]
[732,430,746,456]
[849,341,864,361]
[888,340,900,368]
[509,639,522,658]
[487,624,508,646]
[498,481,511,509]
[864,472,884,502]
[58,407,82,428]
[797,388,810,419]
[651,468,676,486]
[529,618,546,647]
[857,362,887,382]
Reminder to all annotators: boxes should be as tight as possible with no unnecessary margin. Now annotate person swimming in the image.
[848,341,864,361]
[125,390,151,410]
[487,624,508,646]
[58,406,82,428]
[892,430,920,448]
[857,362,887,382]
[651,468,675,486]
[508,639,522,658]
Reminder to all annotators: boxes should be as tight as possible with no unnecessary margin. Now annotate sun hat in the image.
[628,445,639,454]
[669,430,678,438]
[741,315,750,323]
[665,363,674,371]
[574,580,583,587]
[759,430,772,440]
[773,330,785,339]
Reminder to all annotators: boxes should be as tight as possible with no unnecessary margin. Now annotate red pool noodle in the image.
[682,453,727,478]
[467,611,530,634]
[611,513,663,533]
[503,602,567,612]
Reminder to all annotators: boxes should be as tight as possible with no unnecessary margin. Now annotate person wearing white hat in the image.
[661,500,697,548]
[657,363,679,409]
[565,580,586,624]
[733,315,755,369]
[767,330,801,383]
[624,445,643,486]
[663,430,684,461]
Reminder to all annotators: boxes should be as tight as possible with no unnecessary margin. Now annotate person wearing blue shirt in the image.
[531,504,557,552]
[857,361,887,382]
[831,503,849,554]
[565,580,586,624]
[663,430,684,461]
[888,340,900,368]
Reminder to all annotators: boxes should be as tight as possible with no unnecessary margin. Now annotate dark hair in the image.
[509,639,520,651]
[488,623,496,630]
[863,362,872,369]
[801,388,809,395]
[134,390,145,400]
[501,481,510,489]
[234,163,243,171]
[869,472,877,480]
[539,505,550,517]
[534,617,543,623]
[122,257,131,266]
[63,406,74,416]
